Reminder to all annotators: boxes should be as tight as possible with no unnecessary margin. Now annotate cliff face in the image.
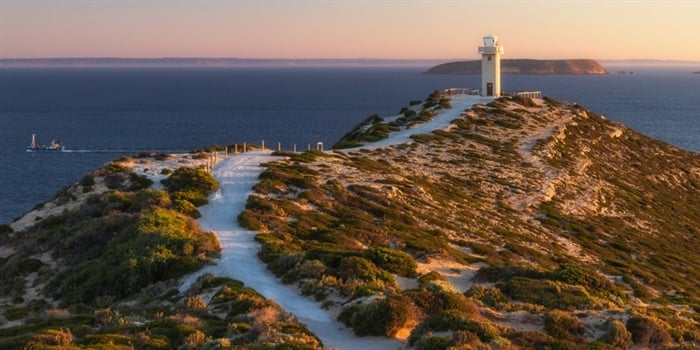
[426,59,608,75]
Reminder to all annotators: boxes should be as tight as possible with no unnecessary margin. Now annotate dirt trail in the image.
[180,152,405,350]
[512,114,573,214]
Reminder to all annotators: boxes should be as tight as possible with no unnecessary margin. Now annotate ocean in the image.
[1,67,698,224]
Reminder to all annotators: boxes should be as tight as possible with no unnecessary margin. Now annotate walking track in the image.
[180,151,404,350]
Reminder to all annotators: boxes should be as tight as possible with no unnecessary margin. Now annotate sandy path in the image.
[180,151,405,350]
[354,95,493,150]
[512,114,573,213]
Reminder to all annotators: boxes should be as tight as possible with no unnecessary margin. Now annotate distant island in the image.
[426,58,608,75]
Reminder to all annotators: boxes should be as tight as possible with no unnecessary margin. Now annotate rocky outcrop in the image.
[426,59,608,75]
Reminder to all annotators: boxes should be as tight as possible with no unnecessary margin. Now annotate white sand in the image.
[180,151,405,350]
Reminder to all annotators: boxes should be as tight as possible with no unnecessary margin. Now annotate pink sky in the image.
[1,0,699,60]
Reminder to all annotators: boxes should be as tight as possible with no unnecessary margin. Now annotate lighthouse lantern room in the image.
[478,34,504,97]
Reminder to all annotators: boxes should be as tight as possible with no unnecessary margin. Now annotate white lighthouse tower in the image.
[478,34,504,97]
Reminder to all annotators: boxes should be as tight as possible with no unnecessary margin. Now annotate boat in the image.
[26,134,65,152]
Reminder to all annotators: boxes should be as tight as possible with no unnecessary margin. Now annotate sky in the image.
[1,0,700,60]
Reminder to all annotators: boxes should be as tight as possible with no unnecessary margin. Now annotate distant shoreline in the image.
[3,57,700,69]
[0,57,446,68]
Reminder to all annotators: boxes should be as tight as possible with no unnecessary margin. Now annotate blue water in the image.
[1,67,699,224]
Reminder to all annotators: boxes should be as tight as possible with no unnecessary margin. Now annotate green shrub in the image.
[363,247,417,277]
[24,328,74,347]
[132,189,172,211]
[98,162,130,175]
[191,152,209,160]
[171,189,208,207]
[409,310,499,345]
[162,167,217,198]
[83,333,133,347]
[337,256,393,284]
[154,153,173,160]
[543,96,561,106]
[238,211,266,232]
[543,310,585,341]
[338,295,415,337]
[626,315,672,346]
[551,264,614,292]
[439,98,451,109]
[296,259,326,279]
[500,276,595,309]
[465,285,508,309]
[4,306,29,320]
[18,258,44,274]
[414,336,451,350]
[49,208,220,305]
[508,330,558,349]
[104,173,127,190]
[128,173,154,191]
[418,271,446,287]
[172,199,202,218]
[80,174,95,187]
[599,319,632,349]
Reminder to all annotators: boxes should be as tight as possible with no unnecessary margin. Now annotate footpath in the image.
[180,151,404,350]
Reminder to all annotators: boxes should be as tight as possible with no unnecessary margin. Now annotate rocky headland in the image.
[426,59,608,75]
[1,92,698,349]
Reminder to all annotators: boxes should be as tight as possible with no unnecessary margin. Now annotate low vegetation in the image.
[2,94,699,348]
[240,95,700,348]
[0,155,322,349]
[0,274,321,349]
[332,90,451,149]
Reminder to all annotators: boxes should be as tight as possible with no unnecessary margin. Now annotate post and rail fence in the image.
[201,139,326,172]
[441,87,542,99]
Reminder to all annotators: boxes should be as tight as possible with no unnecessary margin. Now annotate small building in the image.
[478,34,504,97]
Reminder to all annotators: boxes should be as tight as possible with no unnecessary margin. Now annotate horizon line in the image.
[2,57,700,68]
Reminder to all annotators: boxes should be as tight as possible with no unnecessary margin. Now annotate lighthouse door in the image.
[486,83,493,96]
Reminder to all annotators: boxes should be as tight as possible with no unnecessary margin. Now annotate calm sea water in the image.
[1,67,698,224]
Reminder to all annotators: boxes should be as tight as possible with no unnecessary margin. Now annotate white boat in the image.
[26,134,64,152]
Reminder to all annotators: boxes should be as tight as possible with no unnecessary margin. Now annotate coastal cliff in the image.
[1,94,699,349]
[426,59,608,75]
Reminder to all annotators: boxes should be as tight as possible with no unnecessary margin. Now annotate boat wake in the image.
[57,149,190,154]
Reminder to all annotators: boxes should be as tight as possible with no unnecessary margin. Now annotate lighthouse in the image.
[478,34,504,97]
